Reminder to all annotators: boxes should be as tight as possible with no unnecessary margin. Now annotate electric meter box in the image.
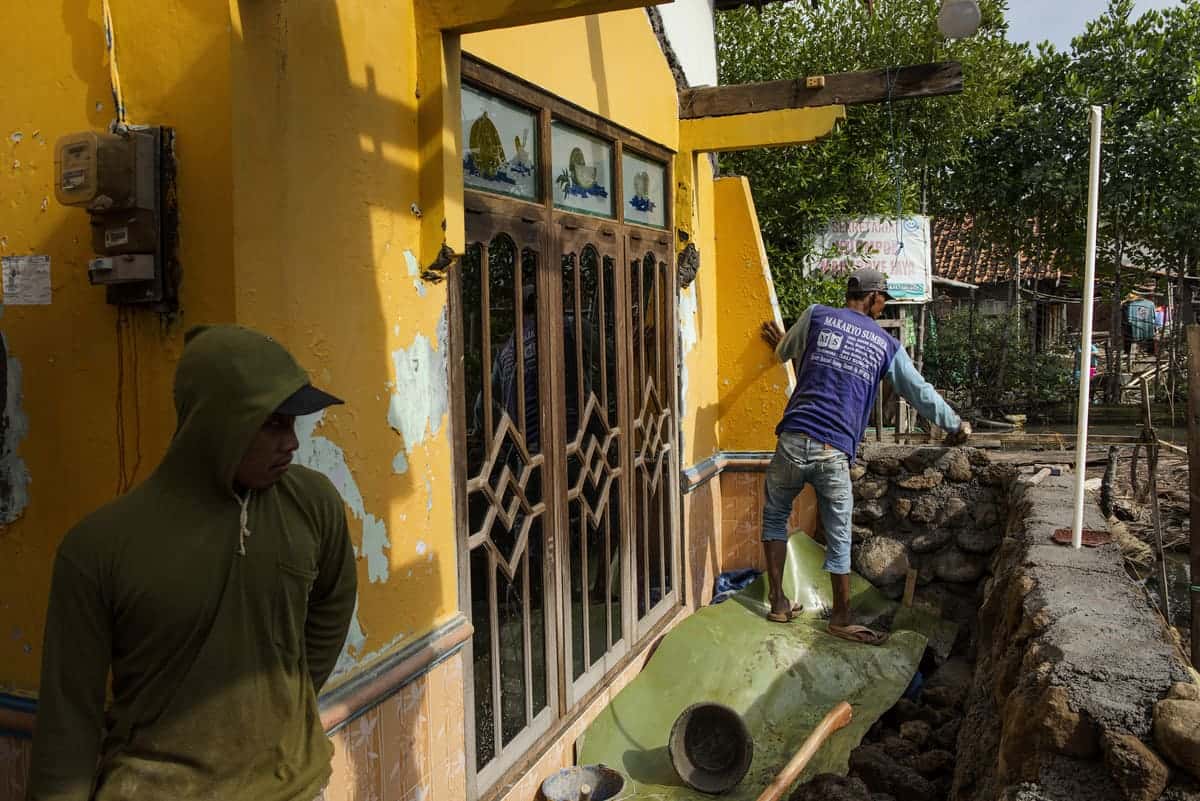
[53,127,177,310]
[54,131,143,210]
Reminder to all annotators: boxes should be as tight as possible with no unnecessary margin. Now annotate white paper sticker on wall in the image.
[1,255,52,305]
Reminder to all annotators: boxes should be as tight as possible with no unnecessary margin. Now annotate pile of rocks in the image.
[790,659,973,801]
[849,446,1014,617]
[1152,682,1200,796]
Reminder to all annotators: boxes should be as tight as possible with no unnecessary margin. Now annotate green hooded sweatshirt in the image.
[29,325,357,801]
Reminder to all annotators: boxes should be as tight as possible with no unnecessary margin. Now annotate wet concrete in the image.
[1018,477,1188,738]
[954,473,1194,801]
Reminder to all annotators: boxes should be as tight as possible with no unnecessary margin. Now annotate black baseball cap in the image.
[275,383,344,416]
[847,267,894,300]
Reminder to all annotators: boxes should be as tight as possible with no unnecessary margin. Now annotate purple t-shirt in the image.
[777,305,899,457]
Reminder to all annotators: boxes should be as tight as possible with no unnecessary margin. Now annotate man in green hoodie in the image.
[30,325,358,801]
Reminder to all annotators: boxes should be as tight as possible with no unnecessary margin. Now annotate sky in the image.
[1003,0,1181,50]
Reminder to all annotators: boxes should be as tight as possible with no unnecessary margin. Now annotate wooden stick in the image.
[1144,376,1172,622]
[755,702,854,801]
[1159,439,1188,456]
[1186,325,1200,666]
[1149,439,1171,622]
[902,569,918,608]
[1026,467,1053,487]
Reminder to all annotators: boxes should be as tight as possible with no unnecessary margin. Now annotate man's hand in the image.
[762,320,784,349]
[945,420,972,447]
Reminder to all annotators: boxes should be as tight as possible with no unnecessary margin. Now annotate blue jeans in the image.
[762,431,853,575]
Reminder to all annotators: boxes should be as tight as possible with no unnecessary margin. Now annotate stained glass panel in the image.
[462,85,538,200]
[621,152,665,228]
[551,121,613,218]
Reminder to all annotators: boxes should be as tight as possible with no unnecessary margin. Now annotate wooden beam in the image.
[679,105,845,153]
[680,62,964,120]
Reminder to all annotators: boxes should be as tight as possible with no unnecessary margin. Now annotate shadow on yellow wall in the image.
[0,0,236,692]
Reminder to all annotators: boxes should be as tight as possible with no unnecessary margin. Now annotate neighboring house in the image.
[0,2,865,800]
[931,217,1074,352]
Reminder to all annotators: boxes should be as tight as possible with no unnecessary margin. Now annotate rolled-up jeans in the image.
[761,430,853,575]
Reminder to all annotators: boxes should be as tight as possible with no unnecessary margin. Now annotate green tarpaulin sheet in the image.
[576,534,928,800]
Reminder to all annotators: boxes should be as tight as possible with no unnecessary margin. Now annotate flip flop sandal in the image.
[766,601,804,623]
[828,624,889,646]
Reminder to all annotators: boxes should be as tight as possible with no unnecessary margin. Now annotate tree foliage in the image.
[923,308,1074,416]
[716,0,1028,323]
[717,0,1200,406]
[949,0,1200,399]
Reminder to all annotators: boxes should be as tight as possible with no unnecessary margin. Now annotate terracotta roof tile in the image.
[932,217,1060,285]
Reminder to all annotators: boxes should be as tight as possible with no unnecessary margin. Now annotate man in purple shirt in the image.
[761,268,970,644]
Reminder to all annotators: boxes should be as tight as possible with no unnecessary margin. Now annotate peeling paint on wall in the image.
[294,411,391,583]
[679,286,699,353]
[0,334,32,526]
[331,598,368,679]
[404,249,426,298]
[386,308,449,457]
[391,451,408,475]
[677,286,698,424]
[336,629,410,683]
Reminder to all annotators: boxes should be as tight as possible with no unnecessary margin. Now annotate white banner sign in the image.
[810,216,932,303]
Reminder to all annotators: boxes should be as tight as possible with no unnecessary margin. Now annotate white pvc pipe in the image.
[1072,106,1104,549]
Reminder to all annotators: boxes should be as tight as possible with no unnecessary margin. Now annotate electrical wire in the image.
[100,0,127,125]
[113,308,143,495]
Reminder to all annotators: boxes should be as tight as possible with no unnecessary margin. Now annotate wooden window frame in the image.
[450,55,680,800]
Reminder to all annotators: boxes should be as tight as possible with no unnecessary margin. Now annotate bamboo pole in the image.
[1072,106,1104,550]
[1143,376,1171,622]
[1186,325,1200,666]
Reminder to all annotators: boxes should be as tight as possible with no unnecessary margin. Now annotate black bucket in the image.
[668,702,754,795]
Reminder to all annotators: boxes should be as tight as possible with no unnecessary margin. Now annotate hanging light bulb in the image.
[937,0,981,39]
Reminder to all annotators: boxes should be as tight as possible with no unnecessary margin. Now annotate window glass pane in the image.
[552,121,613,218]
[462,85,538,200]
[471,546,496,769]
[603,255,623,645]
[621,152,666,228]
[498,554,528,746]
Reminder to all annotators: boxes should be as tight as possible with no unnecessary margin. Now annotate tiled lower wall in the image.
[685,477,722,609]
[321,652,466,801]
[0,735,30,801]
[719,470,818,571]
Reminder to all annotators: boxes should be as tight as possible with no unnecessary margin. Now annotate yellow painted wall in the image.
[462,11,679,151]
[678,155,720,467]
[228,0,459,682]
[713,176,792,452]
[0,0,692,700]
[1,0,461,695]
[0,0,234,693]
